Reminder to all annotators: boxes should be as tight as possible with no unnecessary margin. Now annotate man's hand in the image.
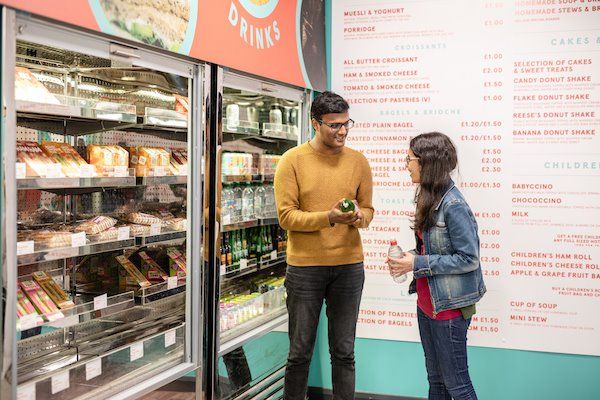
[350,200,364,228]
[328,199,359,225]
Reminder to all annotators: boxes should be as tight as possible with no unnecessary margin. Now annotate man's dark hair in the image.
[310,91,349,120]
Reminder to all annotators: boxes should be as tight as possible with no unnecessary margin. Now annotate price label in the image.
[222,215,231,225]
[46,163,63,178]
[117,226,131,241]
[19,314,39,331]
[16,162,26,179]
[52,274,64,286]
[17,384,35,400]
[85,358,102,381]
[71,232,86,247]
[51,371,70,394]
[220,264,227,276]
[93,294,107,311]
[79,164,95,178]
[167,276,178,290]
[150,224,161,236]
[113,166,128,177]
[17,241,35,256]
[270,250,277,261]
[153,166,166,176]
[240,259,248,270]
[164,330,176,348]
[130,342,144,361]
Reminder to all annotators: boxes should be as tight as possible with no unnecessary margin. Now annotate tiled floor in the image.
[139,380,196,400]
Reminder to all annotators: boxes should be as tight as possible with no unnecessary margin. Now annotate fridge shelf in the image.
[17,176,137,191]
[219,310,288,356]
[143,107,188,129]
[220,252,286,281]
[134,229,187,246]
[136,175,188,186]
[222,217,279,233]
[17,238,137,266]
[17,291,135,332]
[221,174,274,183]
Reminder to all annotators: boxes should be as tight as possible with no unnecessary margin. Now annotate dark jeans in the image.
[284,263,365,400]
[417,307,478,400]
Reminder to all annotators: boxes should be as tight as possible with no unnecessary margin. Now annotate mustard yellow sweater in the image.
[274,142,374,266]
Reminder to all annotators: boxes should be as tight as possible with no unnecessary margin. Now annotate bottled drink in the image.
[253,184,266,219]
[241,229,248,259]
[224,233,232,266]
[388,240,407,283]
[242,183,255,221]
[264,184,276,218]
[248,227,257,260]
[232,184,243,222]
[222,184,233,225]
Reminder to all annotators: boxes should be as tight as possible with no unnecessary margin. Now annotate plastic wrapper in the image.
[74,216,117,235]
[163,217,187,231]
[17,287,39,318]
[128,146,170,176]
[124,212,162,226]
[87,144,129,175]
[16,141,56,177]
[170,148,188,175]
[15,67,60,104]
[32,271,74,309]
[40,141,89,177]
[128,224,151,236]
[166,247,186,278]
[131,251,168,283]
[28,230,73,248]
[20,279,64,321]
[116,255,151,288]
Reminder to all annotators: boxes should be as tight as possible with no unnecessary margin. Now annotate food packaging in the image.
[40,141,90,177]
[116,255,151,288]
[166,247,186,278]
[74,216,117,235]
[20,279,64,321]
[87,144,129,175]
[16,141,56,177]
[32,271,75,309]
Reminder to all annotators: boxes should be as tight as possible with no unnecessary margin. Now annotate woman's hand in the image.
[386,252,415,278]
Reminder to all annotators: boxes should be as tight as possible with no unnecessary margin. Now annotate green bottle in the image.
[340,198,355,212]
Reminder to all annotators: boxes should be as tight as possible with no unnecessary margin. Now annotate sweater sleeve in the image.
[274,153,332,232]
[355,155,374,228]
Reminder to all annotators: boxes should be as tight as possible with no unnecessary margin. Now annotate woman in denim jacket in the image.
[387,132,486,400]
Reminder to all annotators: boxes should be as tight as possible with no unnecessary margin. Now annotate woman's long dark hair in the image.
[410,132,458,231]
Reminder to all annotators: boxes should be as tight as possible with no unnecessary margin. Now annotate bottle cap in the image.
[390,240,397,246]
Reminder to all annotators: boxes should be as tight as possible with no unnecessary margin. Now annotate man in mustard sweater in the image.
[274,91,374,400]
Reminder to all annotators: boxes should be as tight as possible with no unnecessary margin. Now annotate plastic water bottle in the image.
[388,240,407,283]
[264,184,276,218]
[254,184,266,219]
[242,183,255,221]
[232,184,243,222]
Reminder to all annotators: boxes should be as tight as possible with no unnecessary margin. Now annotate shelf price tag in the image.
[153,166,166,176]
[130,342,144,361]
[220,264,227,276]
[240,259,248,270]
[16,163,26,180]
[46,163,63,178]
[150,224,161,236]
[164,330,176,348]
[17,241,35,256]
[19,314,39,331]
[51,371,70,394]
[113,166,128,177]
[17,384,35,400]
[118,226,131,241]
[167,276,178,290]
[270,250,278,261]
[93,294,108,311]
[86,358,102,381]
[71,232,86,247]
[79,164,95,178]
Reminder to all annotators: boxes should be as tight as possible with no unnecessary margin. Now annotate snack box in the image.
[16,141,56,177]
[128,146,170,176]
[32,270,75,309]
[166,247,187,278]
[20,279,64,321]
[131,251,168,283]
[17,287,39,318]
[40,141,89,178]
[87,144,129,175]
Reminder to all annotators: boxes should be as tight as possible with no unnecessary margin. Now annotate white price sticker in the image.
[46,163,63,178]
[93,294,107,311]
[167,276,178,290]
[71,232,86,247]
[130,342,144,361]
[270,250,278,261]
[86,358,102,381]
[17,241,35,256]
[79,164,95,178]
[51,371,70,394]
[240,259,248,270]
[220,264,227,276]
[17,384,35,400]
[117,226,131,241]
[16,162,27,179]
[113,166,128,177]
[19,314,39,331]
[222,215,231,225]
[164,330,176,348]
[153,166,166,176]
[150,224,161,236]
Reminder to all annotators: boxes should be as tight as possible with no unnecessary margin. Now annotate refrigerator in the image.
[1,8,206,400]
[204,68,311,400]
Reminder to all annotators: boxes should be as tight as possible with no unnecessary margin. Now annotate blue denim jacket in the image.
[408,181,486,315]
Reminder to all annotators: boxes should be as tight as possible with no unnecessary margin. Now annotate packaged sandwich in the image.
[131,251,168,283]
[124,212,162,226]
[129,146,170,176]
[32,271,75,309]
[170,148,188,175]
[74,216,117,235]
[40,141,90,177]
[87,145,129,175]
[16,141,56,177]
[116,255,151,288]
[175,95,189,115]
[20,280,64,321]
[29,230,73,249]
[163,217,187,231]
[15,67,60,105]
[166,247,187,278]
[128,224,151,237]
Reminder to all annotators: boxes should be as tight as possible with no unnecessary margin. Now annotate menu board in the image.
[332,0,600,356]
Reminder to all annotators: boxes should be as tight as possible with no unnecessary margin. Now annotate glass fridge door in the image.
[215,70,309,399]
[1,11,204,400]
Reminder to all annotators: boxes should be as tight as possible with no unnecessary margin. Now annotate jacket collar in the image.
[434,179,456,211]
